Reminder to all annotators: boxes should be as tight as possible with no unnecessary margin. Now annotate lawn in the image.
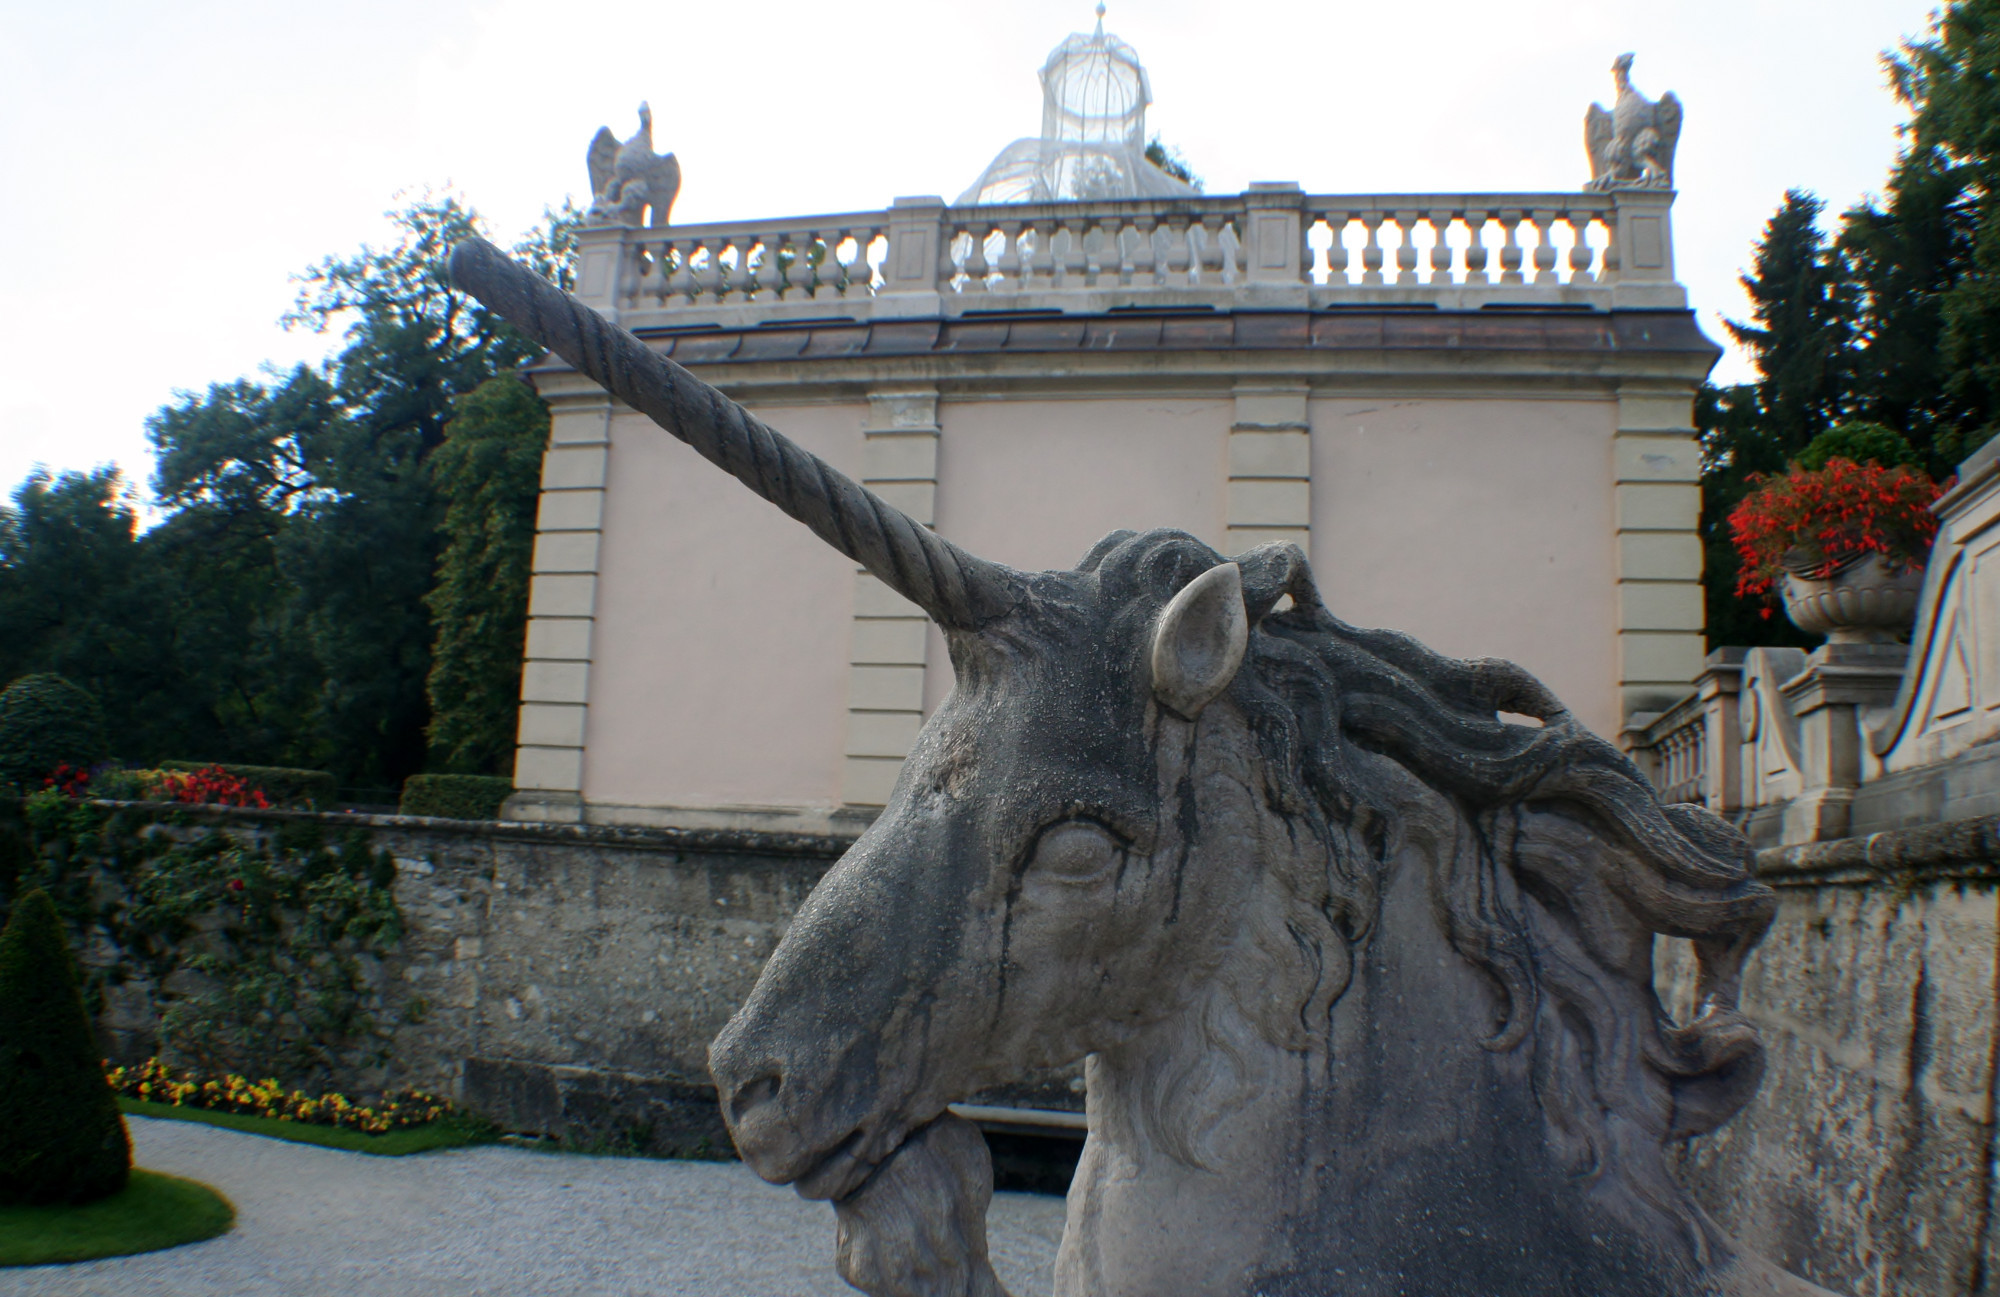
[0,1169,233,1266]
[119,1099,495,1156]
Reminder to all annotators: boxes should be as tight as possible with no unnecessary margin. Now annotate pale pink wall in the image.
[925,396,1231,711]
[1308,397,1619,738]
[584,403,864,810]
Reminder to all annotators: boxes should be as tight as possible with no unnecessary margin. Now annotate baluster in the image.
[1530,212,1559,285]
[643,239,667,306]
[1392,212,1420,285]
[853,228,882,296]
[1130,215,1159,286]
[1359,212,1386,285]
[795,231,821,300]
[1462,211,1490,285]
[1596,210,1620,283]
[685,240,713,302]
[1022,221,1052,290]
[1058,221,1086,289]
[1565,212,1595,284]
[1428,209,1455,284]
[1112,219,1136,287]
[822,232,849,297]
[1497,211,1525,285]
[994,221,1023,292]
[940,224,963,294]
[807,231,836,299]
[964,223,991,294]
[1220,219,1242,284]
[1080,220,1105,287]
[1322,213,1350,286]
[668,240,697,303]
[1163,216,1191,285]
[764,235,790,302]
[1187,218,1213,284]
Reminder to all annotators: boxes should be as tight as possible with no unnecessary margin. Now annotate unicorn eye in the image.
[1029,819,1123,884]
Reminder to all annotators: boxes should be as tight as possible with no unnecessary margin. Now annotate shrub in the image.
[0,676,107,791]
[399,774,513,821]
[1727,458,1945,603]
[0,890,130,1205]
[1796,421,1919,471]
[156,763,335,809]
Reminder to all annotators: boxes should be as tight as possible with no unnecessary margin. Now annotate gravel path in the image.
[5,1117,1068,1297]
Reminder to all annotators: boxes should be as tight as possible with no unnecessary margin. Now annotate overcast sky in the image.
[0,0,1943,502]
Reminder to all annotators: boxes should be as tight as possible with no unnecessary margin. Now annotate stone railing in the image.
[570,183,1684,325]
[1631,690,1708,805]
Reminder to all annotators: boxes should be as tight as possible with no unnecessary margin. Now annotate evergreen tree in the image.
[0,890,130,1206]
[1840,0,2000,467]
[1699,192,1856,649]
[423,375,550,774]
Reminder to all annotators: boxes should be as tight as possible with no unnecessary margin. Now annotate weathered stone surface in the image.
[451,237,1836,1296]
[1663,829,2000,1297]
[76,804,844,1152]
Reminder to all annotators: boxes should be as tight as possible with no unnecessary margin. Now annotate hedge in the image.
[0,890,130,1205]
[399,775,514,821]
[156,763,336,810]
[0,675,106,790]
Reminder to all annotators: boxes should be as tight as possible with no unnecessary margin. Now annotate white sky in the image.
[0,0,1942,502]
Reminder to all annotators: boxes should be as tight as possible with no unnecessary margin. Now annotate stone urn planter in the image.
[1781,550,1926,643]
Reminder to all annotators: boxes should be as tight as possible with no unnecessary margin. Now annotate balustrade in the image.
[586,187,1662,318]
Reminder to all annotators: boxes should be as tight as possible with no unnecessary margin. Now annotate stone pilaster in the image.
[1226,384,1311,554]
[1777,643,1908,844]
[841,390,941,808]
[1613,386,1705,722]
[504,375,613,823]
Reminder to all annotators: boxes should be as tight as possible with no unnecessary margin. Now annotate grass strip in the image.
[0,1169,233,1266]
[119,1099,494,1156]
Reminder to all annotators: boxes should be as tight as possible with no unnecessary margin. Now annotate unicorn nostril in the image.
[727,1071,783,1126]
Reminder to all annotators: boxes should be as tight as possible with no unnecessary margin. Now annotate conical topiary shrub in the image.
[0,889,130,1205]
[0,674,107,790]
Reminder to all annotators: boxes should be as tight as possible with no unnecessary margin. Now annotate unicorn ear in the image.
[1151,563,1249,721]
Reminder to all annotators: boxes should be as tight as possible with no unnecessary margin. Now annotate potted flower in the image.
[1728,456,1943,643]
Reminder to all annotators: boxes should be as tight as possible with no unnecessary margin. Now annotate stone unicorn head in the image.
[449,238,1840,1297]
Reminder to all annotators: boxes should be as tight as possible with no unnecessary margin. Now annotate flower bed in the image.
[105,1058,449,1135]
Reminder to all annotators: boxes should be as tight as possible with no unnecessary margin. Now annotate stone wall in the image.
[84,803,847,1157]
[1662,819,2000,1297]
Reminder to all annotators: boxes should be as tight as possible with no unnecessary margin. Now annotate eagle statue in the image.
[1585,53,1681,191]
[585,102,682,228]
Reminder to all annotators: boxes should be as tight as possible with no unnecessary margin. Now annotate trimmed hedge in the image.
[0,675,106,790]
[156,762,336,809]
[0,890,131,1206]
[399,774,513,821]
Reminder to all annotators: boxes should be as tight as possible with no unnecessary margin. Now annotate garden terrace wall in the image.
[1661,817,2000,1297]
[80,801,848,1157]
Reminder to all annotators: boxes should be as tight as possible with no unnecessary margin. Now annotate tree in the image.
[0,889,130,1205]
[423,375,550,774]
[0,471,160,748]
[1839,0,2000,468]
[0,194,576,787]
[1144,138,1202,191]
[1698,193,1857,649]
[262,193,560,789]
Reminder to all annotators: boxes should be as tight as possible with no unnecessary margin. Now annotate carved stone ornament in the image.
[585,102,681,229]
[1586,53,1683,191]
[447,237,1845,1297]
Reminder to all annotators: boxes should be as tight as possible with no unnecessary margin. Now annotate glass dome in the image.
[957,7,1197,205]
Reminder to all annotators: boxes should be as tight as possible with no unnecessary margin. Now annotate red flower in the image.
[1727,457,1944,604]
